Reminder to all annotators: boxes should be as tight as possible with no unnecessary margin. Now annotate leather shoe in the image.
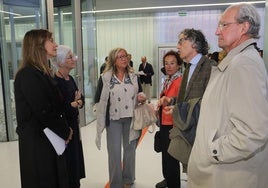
[155,179,167,188]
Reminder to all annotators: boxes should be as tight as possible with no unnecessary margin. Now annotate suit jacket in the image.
[138,62,154,85]
[168,55,215,170]
[182,56,215,101]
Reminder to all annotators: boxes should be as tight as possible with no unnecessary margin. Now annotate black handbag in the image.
[154,131,162,153]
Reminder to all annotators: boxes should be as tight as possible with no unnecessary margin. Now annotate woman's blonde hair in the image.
[103,47,133,74]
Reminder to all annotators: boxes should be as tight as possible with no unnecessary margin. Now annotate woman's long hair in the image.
[18,29,53,76]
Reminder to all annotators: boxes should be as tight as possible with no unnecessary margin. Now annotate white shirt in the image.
[188,53,202,84]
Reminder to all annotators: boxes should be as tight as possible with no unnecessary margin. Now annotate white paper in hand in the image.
[137,71,145,75]
[43,128,66,155]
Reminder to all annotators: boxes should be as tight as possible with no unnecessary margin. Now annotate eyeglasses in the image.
[117,55,128,60]
[217,22,238,31]
[66,55,78,61]
[178,37,188,45]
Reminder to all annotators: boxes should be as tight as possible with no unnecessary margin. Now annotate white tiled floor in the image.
[0,106,187,188]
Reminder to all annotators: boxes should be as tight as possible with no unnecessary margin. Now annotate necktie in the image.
[177,63,191,102]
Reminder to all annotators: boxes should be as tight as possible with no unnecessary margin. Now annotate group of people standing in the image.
[156,3,268,188]
[14,2,268,188]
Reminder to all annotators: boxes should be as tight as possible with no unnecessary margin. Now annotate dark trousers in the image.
[160,125,181,188]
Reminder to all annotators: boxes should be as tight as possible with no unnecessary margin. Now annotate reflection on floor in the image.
[0,106,187,188]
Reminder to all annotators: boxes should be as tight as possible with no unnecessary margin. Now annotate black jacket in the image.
[138,62,154,85]
[15,65,70,188]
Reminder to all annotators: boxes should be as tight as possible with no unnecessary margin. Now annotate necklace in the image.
[57,71,69,80]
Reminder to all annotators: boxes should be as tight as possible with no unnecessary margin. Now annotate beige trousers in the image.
[141,83,151,102]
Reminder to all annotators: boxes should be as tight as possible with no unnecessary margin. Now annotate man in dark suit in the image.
[138,56,154,103]
[156,28,216,188]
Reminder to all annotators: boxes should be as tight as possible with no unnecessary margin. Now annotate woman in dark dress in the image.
[53,45,86,188]
[14,29,73,188]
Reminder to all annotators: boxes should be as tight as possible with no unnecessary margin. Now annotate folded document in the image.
[43,128,66,155]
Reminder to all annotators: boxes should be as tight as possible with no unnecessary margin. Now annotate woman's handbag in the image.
[154,131,161,153]
[133,103,157,130]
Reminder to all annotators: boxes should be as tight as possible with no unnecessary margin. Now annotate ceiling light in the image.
[83,1,265,14]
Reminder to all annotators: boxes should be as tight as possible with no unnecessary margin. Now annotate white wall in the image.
[96,8,266,97]
[96,13,154,72]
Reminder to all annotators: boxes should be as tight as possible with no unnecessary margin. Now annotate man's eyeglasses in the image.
[217,22,238,31]
[178,37,188,45]
[66,55,78,61]
[117,55,128,60]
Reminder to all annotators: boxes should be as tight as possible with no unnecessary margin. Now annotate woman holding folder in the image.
[14,29,73,188]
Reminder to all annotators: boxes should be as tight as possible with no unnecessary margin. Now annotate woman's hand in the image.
[163,105,174,115]
[137,92,147,103]
[71,100,82,108]
[157,96,172,110]
[70,90,83,108]
[65,127,73,144]
[74,90,82,101]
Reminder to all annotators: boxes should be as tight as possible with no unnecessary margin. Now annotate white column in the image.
[263,1,268,70]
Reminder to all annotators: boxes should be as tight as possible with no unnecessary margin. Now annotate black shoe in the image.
[155,179,167,188]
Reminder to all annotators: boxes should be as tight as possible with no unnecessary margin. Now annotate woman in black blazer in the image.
[14,29,73,188]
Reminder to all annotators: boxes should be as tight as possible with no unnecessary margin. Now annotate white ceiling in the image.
[96,0,265,12]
